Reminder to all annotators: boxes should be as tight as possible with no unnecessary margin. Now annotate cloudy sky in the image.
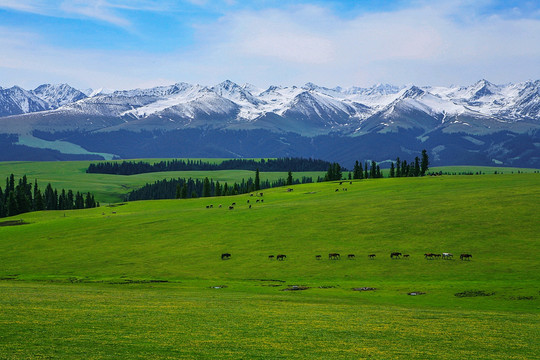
[1,0,540,90]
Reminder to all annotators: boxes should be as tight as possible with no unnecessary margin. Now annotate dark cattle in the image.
[349,181,352,185]
[228,206,234,210]
[231,202,236,206]
[460,254,472,260]
[335,189,339,192]
[221,253,231,260]
[250,194,254,197]
[256,199,260,203]
[424,253,435,259]
[261,199,264,203]
[329,253,341,260]
[276,254,287,261]
[315,255,321,260]
[434,253,442,259]
[403,254,410,259]
[339,182,343,185]
[206,205,210,209]
[247,200,250,203]
[347,254,355,259]
[210,204,213,208]
[259,192,263,196]
[287,188,293,192]
[268,255,275,260]
[219,204,222,208]
[249,204,252,209]
[390,252,402,259]
[368,254,376,259]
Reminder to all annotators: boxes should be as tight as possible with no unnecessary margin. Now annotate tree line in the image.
[0,174,99,218]
[125,171,314,201]
[349,150,429,180]
[87,157,333,175]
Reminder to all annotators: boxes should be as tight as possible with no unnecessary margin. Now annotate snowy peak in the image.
[32,83,87,109]
[0,85,49,116]
[400,86,426,100]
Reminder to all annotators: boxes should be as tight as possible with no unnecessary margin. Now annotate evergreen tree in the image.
[376,165,381,178]
[203,177,211,197]
[7,191,17,217]
[215,181,222,197]
[181,183,188,199]
[175,184,182,199]
[390,162,395,178]
[364,163,369,179]
[255,169,260,191]
[353,161,361,179]
[286,171,293,186]
[421,149,429,176]
[370,161,377,179]
[396,157,401,178]
[414,157,421,177]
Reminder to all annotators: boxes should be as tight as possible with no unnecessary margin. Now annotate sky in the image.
[1,0,540,90]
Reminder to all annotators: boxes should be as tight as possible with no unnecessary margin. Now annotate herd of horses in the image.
[221,252,473,260]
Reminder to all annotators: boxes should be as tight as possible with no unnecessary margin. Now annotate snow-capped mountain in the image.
[1,80,539,167]
[32,83,87,109]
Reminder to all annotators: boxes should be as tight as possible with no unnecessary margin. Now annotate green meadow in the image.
[0,161,539,359]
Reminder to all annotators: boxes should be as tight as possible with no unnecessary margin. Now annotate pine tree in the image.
[370,161,377,179]
[255,169,260,191]
[286,171,293,186]
[203,177,211,197]
[421,149,429,176]
[353,161,361,179]
[414,157,420,177]
[390,162,395,178]
[396,157,401,178]
[376,165,381,178]
[364,163,369,179]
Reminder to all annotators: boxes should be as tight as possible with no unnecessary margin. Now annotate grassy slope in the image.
[0,172,539,359]
[0,160,324,203]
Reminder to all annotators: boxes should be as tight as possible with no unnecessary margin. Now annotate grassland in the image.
[0,164,539,359]
[0,159,325,203]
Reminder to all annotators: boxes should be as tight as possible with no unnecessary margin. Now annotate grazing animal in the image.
[349,181,352,185]
[250,194,253,197]
[228,206,234,210]
[315,255,321,260]
[460,253,472,260]
[249,204,252,209]
[368,254,376,259]
[442,253,453,259]
[256,199,260,203]
[247,200,250,203]
[206,205,210,208]
[276,254,286,261]
[221,253,231,260]
[403,254,410,259]
[434,253,442,259]
[339,182,343,185]
[347,254,355,259]
[335,189,339,192]
[219,204,222,208]
[287,188,293,192]
[390,252,402,259]
[210,204,213,208]
[231,202,236,206]
[268,255,275,260]
[328,253,341,260]
[259,192,263,196]
[261,199,264,203]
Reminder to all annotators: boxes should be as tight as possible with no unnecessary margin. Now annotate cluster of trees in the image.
[0,174,99,218]
[125,172,314,201]
[87,157,332,175]
[351,160,384,179]
[389,150,429,178]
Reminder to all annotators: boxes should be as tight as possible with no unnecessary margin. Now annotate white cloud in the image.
[1,1,540,89]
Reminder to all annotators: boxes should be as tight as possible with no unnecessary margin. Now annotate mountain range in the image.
[1,80,539,167]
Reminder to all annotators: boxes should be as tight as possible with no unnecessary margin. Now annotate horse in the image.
[221,253,231,260]
[460,254,472,260]
[434,253,442,259]
[442,253,453,259]
[315,255,321,260]
[228,206,234,210]
[390,252,402,259]
[328,253,341,260]
[368,254,376,259]
[347,254,355,259]
[403,254,410,259]
[268,255,275,260]
[424,253,434,259]
[276,254,287,261]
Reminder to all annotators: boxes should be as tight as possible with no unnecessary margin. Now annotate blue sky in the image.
[1,0,540,90]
